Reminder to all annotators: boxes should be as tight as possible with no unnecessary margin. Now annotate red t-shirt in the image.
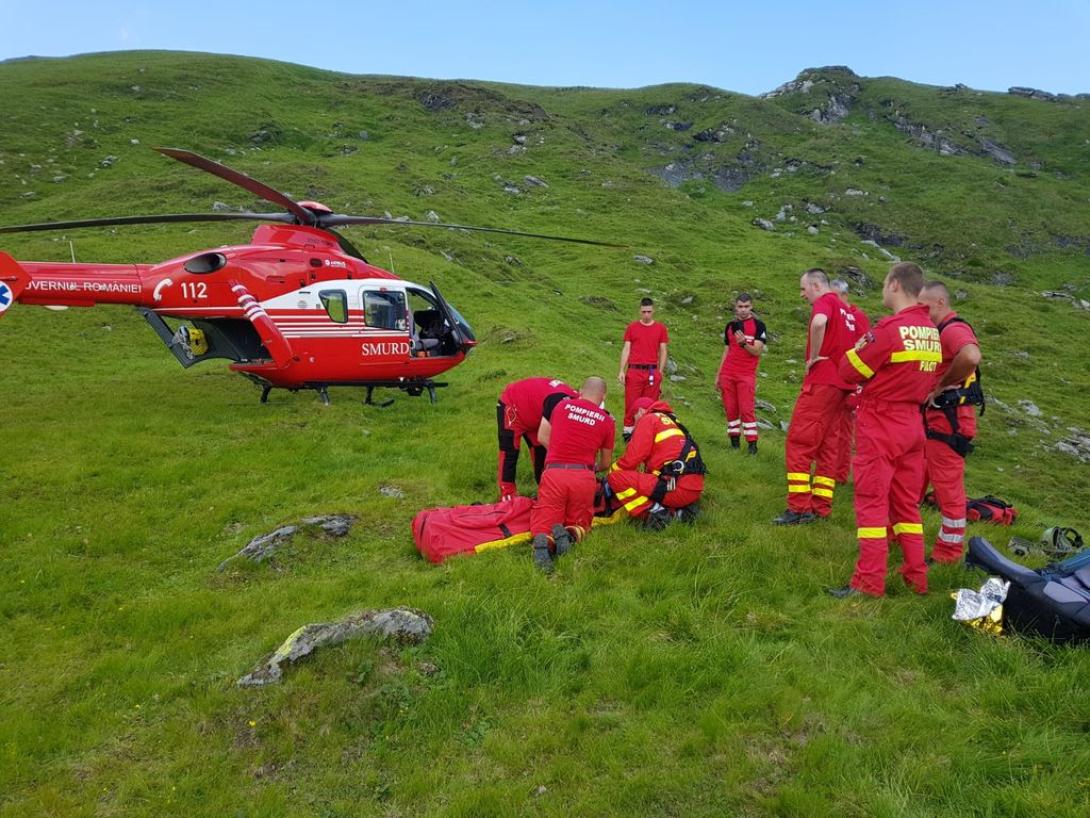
[720,317,767,376]
[499,377,577,438]
[805,292,856,389]
[839,304,940,404]
[926,311,980,436]
[624,320,669,365]
[545,397,616,466]
[849,304,871,341]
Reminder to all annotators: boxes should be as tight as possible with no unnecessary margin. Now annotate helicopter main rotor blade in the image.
[320,215,625,248]
[155,147,316,226]
[0,212,296,234]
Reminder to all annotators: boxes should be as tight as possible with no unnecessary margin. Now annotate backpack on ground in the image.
[966,495,1018,525]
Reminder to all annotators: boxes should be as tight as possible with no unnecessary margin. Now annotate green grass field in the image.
[2,52,1090,817]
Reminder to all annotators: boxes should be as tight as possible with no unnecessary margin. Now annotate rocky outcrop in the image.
[238,608,434,687]
[218,515,356,571]
[762,67,860,124]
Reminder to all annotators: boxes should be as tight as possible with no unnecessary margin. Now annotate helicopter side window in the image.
[319,289,349,324]
[363,290,408,331]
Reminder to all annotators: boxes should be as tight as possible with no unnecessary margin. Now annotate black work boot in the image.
[729,435,741,449]
[747,441,758,456]
[531,534,554,573]
[773,509,816,526]
[551,524,572,557]
[643,503,672,531]
[674,503,700,524]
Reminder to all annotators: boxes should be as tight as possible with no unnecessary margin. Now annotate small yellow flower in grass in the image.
[249,720,257,728]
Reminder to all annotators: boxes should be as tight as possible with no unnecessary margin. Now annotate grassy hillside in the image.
[1,52,1089,817]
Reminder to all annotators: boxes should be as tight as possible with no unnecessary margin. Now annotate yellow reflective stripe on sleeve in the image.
[624,496,650,512]
[615,487,637,500]
[788,485,811,493]
[654,428,686,443]
[813,475,835,487]
[786,472,811,482]
[890,350,942,364]
[812,487,834,498]
[845,348,875,379]
[610,461,621,472]
[892,522,924,535]
[857,527,887,539]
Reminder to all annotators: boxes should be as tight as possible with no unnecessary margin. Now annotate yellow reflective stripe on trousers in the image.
[654,428,686,443]
[624,496,650,512]
[813,475,835,487]
[892,522,924,535]
[845,348,875,379]
[615,487,637,500]
[812,487,834,498]
[857,526,887,539]
[788,485,810,493]
[890,350,942,364]
[787,472,810,482]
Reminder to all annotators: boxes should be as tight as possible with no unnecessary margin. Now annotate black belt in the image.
[628,363,657,370]
[545,463,594,471]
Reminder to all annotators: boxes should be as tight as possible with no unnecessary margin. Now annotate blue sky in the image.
[2,1,1087,96]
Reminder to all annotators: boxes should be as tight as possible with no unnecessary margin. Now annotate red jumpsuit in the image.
[496,377,577,498]
[718,317,767,442]
[922,314,980,563]
[834,305,871,483]
[839,303,940,596]
[785,292,855,516]
[530,397,615,539]
[607,400,704,517]
[622,320,669,429]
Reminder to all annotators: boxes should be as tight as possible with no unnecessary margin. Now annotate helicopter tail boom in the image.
[6,260,150,309]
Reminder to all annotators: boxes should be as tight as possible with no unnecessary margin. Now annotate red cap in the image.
[632,397,655,414]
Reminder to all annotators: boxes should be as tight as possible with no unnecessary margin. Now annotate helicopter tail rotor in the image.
[0,252,31,318]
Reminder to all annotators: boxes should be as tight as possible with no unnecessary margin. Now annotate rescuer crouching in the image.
[607,397,706,530]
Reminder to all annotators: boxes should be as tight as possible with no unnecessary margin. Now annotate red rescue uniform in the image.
[496,377,577,498]
[622,320,669,428]
[785,292,856,516]
[922,313,981,562]
[839,303,940,596]
[607,400,704,517]
[530,397,615,537]
[834,305,871,483]
[718,317,767,442]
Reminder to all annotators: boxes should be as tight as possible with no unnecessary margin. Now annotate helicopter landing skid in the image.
[249,377,446,405]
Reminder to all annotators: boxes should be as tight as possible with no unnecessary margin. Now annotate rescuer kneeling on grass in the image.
[607,396,705,530]
[530,377,615,573]
[828,262,941,599]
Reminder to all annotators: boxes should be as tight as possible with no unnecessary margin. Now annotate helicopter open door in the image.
[428,281,476,354]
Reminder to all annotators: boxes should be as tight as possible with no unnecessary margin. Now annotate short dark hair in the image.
[803,268,829,286]
[736,292,752,303]
[888,262,925,296]
[639,297,654,307]
[921,280,950,301]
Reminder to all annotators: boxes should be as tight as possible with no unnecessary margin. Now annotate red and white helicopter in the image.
[0,148,613,404]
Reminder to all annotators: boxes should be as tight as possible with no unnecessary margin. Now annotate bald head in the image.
[581,376,607,404]
[919,280,953,324]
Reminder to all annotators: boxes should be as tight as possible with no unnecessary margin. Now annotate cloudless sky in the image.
[2,1,1088,96]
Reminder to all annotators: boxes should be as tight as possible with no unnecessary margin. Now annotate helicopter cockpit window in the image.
[363,290,408,331]
[319,289,349,324]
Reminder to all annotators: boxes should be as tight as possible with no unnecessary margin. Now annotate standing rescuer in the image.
[715,293,767,455]
[831,279,871,483]
[530,377,615,573]
[607,396,706,529]
[774,268,856,525]
[496,377,578,500]
[618,297,669,440]
[918,281,983,563]
[829,262,941,599]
